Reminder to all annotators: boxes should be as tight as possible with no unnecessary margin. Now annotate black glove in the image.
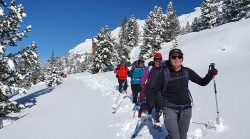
[148,61,154,66]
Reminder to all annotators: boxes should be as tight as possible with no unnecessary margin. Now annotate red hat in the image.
[153,52,162,62]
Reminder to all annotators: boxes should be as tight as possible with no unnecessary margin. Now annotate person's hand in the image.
[209,68,218,76]
[148,61,154,66]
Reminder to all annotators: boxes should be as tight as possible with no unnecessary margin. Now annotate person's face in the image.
[139,62,144,67]
[170,54,183,68]
[154,61,160,67]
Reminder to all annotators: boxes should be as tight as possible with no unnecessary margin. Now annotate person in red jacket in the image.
[114,61,129,93]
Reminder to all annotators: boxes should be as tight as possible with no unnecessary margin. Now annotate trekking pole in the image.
[209,63,220,125]
[115,93,121,104]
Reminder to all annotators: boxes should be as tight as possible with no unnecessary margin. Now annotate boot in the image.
[138,103,148,118]
[155,110,162,123]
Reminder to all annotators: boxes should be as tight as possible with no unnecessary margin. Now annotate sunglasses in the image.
[171,55,183,59]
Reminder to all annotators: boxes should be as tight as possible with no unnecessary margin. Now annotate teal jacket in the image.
[129,66,145,84]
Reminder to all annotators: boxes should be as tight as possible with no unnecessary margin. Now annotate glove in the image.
[148,61,154,66]
[209,68,218,76]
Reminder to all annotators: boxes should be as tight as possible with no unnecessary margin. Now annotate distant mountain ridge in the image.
[68,7,201,56]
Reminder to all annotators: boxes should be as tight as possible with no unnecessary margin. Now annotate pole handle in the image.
[209,63,215,70]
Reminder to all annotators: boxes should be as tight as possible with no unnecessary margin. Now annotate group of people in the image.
[114,48,218,139]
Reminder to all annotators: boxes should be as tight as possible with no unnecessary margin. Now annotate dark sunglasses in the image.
[171,55,183,59]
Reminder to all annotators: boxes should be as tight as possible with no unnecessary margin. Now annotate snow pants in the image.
[139,87,145,102]
[118,79,127,93]
[163,107,192,139]
[131,84,141,103]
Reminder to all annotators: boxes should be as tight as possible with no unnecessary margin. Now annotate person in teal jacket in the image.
[129,59,145,104]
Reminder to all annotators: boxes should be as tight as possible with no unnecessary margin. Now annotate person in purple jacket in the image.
[139,52,163,124]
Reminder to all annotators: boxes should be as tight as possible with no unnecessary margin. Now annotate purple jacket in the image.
[140,66,161,89]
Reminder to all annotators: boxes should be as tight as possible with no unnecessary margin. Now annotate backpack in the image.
[117,66,128,80]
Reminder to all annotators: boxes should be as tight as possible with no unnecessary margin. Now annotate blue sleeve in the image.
[128,66,135,77]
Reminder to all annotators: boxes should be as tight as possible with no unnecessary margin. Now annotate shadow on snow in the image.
[15,87,54,108]
[131,115,167,139]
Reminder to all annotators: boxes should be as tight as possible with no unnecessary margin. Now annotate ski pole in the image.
[209,63,220,125]
[115,93,122,105]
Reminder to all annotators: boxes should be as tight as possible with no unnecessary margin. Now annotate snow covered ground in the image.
[1,18,250,139]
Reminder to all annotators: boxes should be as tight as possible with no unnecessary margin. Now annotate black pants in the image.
[118,79,127,93]
[131,84,141,103]
[144,87,162,112]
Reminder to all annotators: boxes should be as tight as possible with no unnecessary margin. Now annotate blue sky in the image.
[8,0,202,64]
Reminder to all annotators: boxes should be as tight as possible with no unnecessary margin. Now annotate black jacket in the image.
[151,61,213,106]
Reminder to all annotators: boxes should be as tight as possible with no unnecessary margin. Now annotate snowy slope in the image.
[69,39,92,55]
[179,7,201,27]
[1,18,250,139]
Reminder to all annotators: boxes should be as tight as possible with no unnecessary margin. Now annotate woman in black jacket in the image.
[150,49,218,139]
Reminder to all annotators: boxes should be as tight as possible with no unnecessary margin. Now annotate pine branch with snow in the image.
[0,0,31,46]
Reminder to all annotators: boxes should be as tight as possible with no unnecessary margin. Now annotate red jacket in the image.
[114,65,129,80]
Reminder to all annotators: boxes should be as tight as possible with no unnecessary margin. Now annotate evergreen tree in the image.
[45,51,63,87]
[200,0,219,29]
[172,37,178,48]
[185,21,192,33]
[181,21,192,34]
[235,0,250,19]
[117,16,130,65]
[180,26,185,35]
[13,41,42,89]
[140,6,165,59]
[92,26,115,73]
[110,42,119,67]
[29,42,43,84]
[215,0,250,26]
[216,0,235,25]
[67,54,82,74]
[242,0,250,18]
[127,15,140,51]
[191,17,203,32]
[0,0,32,116]
[163,1,181,42]
[80,52,94,72]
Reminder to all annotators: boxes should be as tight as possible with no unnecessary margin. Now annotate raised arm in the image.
[188,68,213,86]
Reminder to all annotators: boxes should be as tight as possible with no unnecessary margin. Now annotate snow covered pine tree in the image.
[0,0,33,116]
